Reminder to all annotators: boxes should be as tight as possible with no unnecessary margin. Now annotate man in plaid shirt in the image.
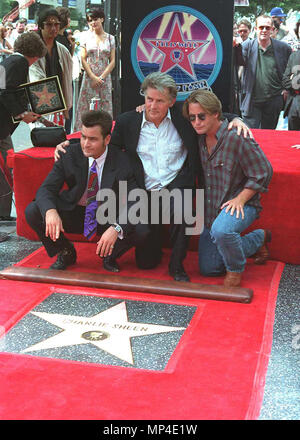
[183,90,273,287]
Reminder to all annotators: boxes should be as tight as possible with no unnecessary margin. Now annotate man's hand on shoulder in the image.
[54,140,70,162]
[136,104,145,113]
[228,118,254,139]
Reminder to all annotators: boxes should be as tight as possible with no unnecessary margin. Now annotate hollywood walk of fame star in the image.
[146,14,208,78]
[22,301,186,365]
[31,85,57,109]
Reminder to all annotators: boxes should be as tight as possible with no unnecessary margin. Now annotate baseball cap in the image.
[270,7,286,17]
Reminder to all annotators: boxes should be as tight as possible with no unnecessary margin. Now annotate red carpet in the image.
[8,128,300,264]
[0,244,284,420]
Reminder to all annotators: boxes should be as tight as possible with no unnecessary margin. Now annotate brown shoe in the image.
[224,271,242,288]
[252,230,272,265]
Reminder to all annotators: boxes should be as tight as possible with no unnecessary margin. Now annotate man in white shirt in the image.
[109,73,250,281]
[54,73,250,281]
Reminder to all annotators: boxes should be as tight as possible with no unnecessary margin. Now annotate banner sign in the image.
[131,5,222,101]
[121,1,234,112]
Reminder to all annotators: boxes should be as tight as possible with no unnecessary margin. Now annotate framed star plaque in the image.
[12,75,66,123]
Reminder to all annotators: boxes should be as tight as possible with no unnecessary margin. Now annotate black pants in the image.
[288,99,300,130]
[0,136,13,217]
[242,94,284,129]
[25,201,149,261]
[135,187,191,271]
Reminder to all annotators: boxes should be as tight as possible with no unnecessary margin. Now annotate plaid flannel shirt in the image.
[198,120,273,228]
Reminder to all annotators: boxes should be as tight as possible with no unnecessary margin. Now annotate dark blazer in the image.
[35,141,138,234]
[109,103,203,189]
[0,54,29,140]
[236,38,292,116]
[282,49,300,118]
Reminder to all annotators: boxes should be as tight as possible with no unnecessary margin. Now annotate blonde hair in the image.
[182,90,222,120]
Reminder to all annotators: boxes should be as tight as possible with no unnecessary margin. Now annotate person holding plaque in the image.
[0,32,47,225]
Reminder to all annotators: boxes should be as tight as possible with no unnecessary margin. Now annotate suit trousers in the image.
[135,187,191,271]
[288,99,300,131]
[25,201,149,260]
[242,94,284,129]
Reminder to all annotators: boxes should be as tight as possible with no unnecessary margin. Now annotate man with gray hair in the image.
[108,72,196,281]
[55,72,250,281]
[108,72,251,281]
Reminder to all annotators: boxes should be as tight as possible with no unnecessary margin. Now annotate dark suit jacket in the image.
[282,49,300,118]
[109,103,203,189]
[0,54,29,140]
[236,38,292,116]
[35,141,138,235]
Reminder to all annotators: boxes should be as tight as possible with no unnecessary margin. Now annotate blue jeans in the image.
[198,205,265,276]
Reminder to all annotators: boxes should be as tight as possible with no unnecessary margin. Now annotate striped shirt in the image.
[198,120,273,228]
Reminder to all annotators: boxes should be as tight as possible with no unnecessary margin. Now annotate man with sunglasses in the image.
[183,89,273,288]
[236,14,291,129]
[29,8,73,125]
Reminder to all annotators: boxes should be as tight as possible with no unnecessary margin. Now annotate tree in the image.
[236,0,300,18]
[0,0,13,21]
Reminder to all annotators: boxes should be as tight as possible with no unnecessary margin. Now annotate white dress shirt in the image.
[136,109,187,191]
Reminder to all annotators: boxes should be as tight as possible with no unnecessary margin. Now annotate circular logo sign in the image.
[131,5,223,101]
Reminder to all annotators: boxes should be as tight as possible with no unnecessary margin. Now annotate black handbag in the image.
[30,126,67,147]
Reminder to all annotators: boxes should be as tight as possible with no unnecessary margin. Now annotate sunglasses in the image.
[43,22,60,28]
[188,113,207,122]
[258,25,272,31]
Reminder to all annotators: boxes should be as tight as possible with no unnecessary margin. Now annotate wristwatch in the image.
[113,224,122,233]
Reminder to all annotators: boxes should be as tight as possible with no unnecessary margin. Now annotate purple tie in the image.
[84,160,99,240]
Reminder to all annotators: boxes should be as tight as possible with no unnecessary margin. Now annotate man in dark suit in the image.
[236,14,292,128]
[108,73,200,281]
[25,110,148,272]
[0,32,46,226]
[282,49,300,130]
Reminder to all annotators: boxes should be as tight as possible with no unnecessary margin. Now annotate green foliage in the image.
[236,0,300,19]
[0,0,12,21]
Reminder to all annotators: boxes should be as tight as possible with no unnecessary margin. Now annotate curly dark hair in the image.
[86,7,105,23]
[14,32,47,58]
[56,6,70,29]
[37,8,60,30]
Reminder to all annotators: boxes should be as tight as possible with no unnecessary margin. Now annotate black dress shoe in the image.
[0,232,9,242]
[103,256,120,272]
[50,244,77,270]
[169,267,190,282]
